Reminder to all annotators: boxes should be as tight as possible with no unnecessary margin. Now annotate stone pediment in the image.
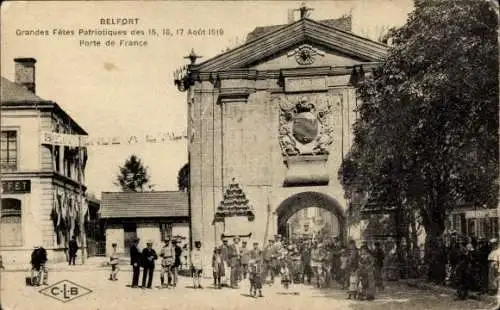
[191,18,388,72]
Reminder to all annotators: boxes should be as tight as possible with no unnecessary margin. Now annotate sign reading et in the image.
[1,180,31,194]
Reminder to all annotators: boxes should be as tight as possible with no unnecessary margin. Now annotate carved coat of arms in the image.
[277,96,337,156]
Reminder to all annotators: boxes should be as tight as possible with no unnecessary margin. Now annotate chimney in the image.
[287,9,295,23]
[14,58,37,93]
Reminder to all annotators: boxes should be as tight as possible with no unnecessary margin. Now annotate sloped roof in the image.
[1,77,45,102]
[246,16,352,42]
[1,76,88,135]
[100,191,189,219]
[192,18,387,72]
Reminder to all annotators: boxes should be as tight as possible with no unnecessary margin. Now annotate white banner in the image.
[40,131,83,147]
[40,131,188,147]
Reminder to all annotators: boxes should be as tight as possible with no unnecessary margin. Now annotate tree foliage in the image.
[115,155,151,192]
[177,162,189,192]
[339,0,498,281]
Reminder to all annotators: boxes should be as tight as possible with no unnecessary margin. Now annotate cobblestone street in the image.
[0,268,497,310]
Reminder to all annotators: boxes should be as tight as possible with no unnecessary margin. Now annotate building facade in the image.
[175,15,387,258]
[1,58,89,264]
[100,191,189,256]
[447,207,499,240]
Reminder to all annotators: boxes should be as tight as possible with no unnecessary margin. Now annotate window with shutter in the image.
[1,198,22,246]
[0,131,18,171]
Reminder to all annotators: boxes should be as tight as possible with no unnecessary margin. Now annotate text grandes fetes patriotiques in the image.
[16,29,139,36]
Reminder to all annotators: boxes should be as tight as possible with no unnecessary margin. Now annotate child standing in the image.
[347,270,359,299]
[249,242,264,297]
[212,247,224,289]
[357,275,365,300]
[280,259,291,289]
[191,241,204,289]
[340,248,348,289]
[249,257,264,297]
[109,243,119,281]
[317,265,326,288]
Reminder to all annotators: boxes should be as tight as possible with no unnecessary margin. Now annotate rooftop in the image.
[1,76,44,103]
[1,76,88,135]
[100,191,189,219]
[245,16,352,42]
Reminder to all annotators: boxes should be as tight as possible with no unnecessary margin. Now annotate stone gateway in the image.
[175,16,387,259]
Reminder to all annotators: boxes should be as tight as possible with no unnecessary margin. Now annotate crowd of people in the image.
[24,231,499,302]
[440,234,500,299]
[126,238,185,289]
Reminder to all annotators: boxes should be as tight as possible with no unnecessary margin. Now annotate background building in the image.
[100,191,189,256]
[1,58,89,264]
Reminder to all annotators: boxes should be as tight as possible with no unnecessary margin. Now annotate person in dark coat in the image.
[68,236,78,265]
[477,238,491,294]
[455,243,472,300]
[301,243,313,284]
[129,238,141,288]
[30,245,48,286]
[171,240,182,286]
[141,241,158,288]
[372,242,385,291]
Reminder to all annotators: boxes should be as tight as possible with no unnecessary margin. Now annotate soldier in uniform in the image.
[172,240,183,286]
[229,237,241,288]
[212,247,225,289]
[219,239,230,286]
[159,239,175,288]
[263,239,276,284]
[240,240,250,280]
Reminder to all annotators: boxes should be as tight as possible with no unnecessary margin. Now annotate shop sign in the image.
[1,180,31,194]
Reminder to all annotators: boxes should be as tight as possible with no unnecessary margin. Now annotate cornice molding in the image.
[191,63,380,83]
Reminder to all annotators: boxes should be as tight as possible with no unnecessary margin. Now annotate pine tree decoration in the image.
[213,178,255,223]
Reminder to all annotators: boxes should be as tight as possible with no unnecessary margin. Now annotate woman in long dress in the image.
[358,246,376,300]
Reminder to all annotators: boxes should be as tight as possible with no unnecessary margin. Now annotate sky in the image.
[1,0,414,198]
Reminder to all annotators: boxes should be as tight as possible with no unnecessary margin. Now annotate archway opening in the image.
[276,192,346,243]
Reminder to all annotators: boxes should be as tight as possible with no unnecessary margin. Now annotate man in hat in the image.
[240,240,250,280]
[229,237,241,288]
[172,239,182,287]
[477,237,492,294]
[272,235,284,278]
[130,238,141,288]
[141,240,157,289]
[488,238,499,294]
[263,239,276,284]
[219,238,230,286]
[159,238,175,287]
[68,236,78,266]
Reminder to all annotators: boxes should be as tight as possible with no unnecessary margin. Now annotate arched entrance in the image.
[276,192,346,242]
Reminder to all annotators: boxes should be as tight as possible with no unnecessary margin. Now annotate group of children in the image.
[211,241,265,297]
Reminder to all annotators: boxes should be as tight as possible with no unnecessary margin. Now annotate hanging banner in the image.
[41,131,83,147]
[40,131,188,147]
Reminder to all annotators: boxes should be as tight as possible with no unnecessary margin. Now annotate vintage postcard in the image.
[0,1,498,309]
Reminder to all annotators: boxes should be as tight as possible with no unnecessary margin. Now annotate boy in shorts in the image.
[109,243,119,281]
[191,241,203,289]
